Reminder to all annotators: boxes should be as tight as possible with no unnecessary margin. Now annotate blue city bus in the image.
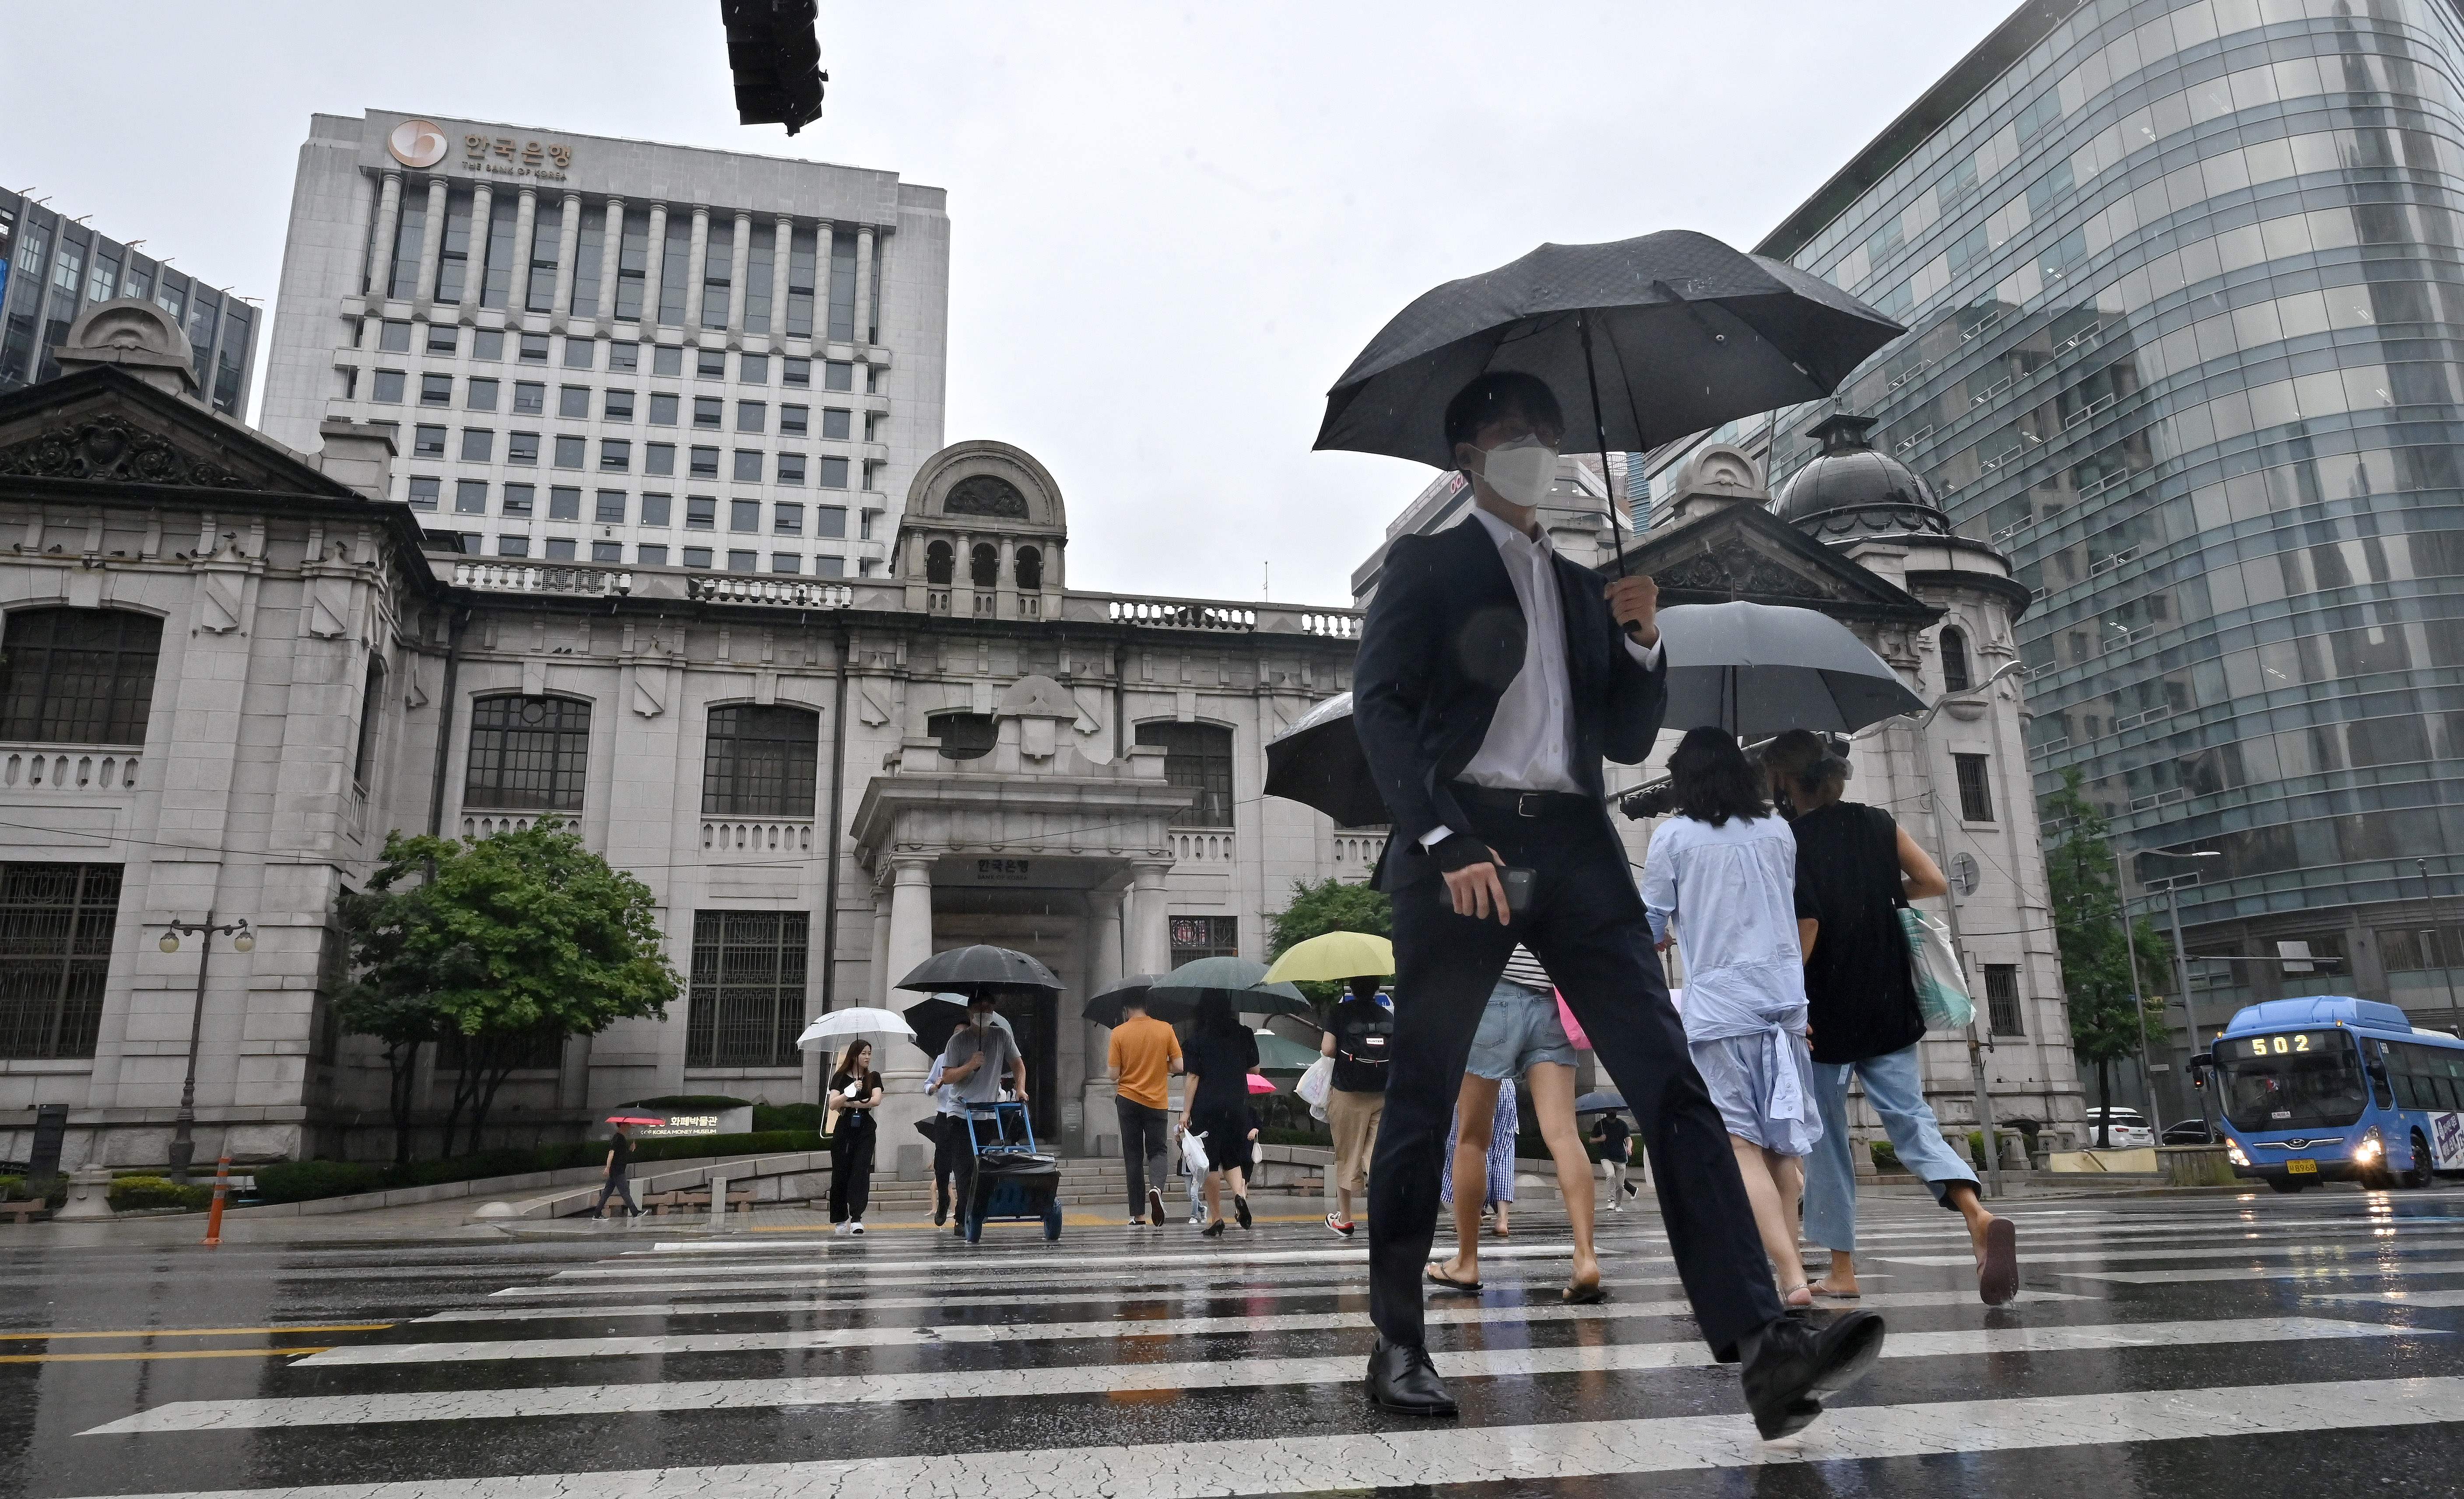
[2197,996,2464,1193]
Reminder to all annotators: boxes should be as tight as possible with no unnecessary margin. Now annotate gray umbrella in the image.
[1657,601,1925,739]
[1314,230,1902,582]
[1151,956,1314,1019]
[894,943,1064,996]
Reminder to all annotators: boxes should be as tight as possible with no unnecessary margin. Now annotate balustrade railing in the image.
[1171,828,1236,863]
[0,746,141,793]
[453,563,632,597]
[462,812,544,839]
[702,819,816,855]
[688,576,853,609]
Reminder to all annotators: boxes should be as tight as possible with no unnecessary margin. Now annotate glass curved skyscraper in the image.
[1664,0,2464,1043]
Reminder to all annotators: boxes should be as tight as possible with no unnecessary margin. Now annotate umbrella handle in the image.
[1577,310,1647,639]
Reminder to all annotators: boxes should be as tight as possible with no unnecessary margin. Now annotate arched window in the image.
[1136,721,1234,827]
[465,695,592,810]
[930,711,997,761]
[702,704,819,817]
[353,657,389,791]
[924,539,954,585]
[969,542,999,588]
[1940,626,1973,693]
[1014,545,1043,591]
[0,607,162,746]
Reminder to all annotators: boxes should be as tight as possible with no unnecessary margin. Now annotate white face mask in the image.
[1476,436,1558,507]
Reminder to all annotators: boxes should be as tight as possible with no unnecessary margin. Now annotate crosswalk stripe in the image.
[69,1376,2464,1498]
[2066,1260,2464,1285]
[295,1288,2057,1367]
[2309,1290,2464,1307]
[528,1242,1584,1286]
[83,1316,2400,1435]
[1875,1234,2464,1266]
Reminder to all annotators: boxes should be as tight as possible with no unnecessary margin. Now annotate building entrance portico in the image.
[850,673,1193,1156]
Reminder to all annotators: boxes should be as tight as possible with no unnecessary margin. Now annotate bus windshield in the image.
[2214,1030,2368,1133]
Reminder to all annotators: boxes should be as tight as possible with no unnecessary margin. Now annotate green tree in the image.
[337,818,680,1159]
[1266,876,1392,1008]
[2044,768,2174,1147]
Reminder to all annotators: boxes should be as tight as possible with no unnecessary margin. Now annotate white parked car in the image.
[2085,1107,2156,1148]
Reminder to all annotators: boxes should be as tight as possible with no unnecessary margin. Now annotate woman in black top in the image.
[826,1040,885,1233]
[1179,992,1260,1235]
[1764,730,2016,1305]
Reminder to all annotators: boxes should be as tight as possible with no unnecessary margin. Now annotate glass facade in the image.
[0,188,256,413]
[1706,0,2464,1015]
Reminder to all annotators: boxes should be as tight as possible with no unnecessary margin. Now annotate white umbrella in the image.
[796,1006,917,1051]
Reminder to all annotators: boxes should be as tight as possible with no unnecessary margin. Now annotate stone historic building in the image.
[0,304,1366,1170]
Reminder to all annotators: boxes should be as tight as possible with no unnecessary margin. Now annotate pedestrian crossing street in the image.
[28,1188,2464,1497]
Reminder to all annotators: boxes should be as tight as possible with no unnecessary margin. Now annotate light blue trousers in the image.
[1801,1042,1978,1253]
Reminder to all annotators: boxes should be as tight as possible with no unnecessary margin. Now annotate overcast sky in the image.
[6,1,1999,605]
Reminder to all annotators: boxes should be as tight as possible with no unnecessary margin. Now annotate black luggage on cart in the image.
[961,1099,1062,1242]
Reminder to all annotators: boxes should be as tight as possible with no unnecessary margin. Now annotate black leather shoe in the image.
[1365,1338,1459,1416]
[1233,1195,1252,1229]
[1741,1309,1886,1440]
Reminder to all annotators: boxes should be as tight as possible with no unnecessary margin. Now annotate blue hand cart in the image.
[958,1099,1063,1242]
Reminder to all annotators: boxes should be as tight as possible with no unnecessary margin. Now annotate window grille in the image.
[686,910,808,1067]
[702,705,818,817]
[464,695,591,811]
[0,608,162,746]
[1169,915,1238,968]
[1137,721,1235,827]
[1953,753,1995,823]
[0,863,120,1059]
[1984,964,2024,1036]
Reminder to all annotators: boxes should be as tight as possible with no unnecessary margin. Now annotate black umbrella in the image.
[1082,974,1193,1029]
[1316,229,1902,577]
[1658,601,1925,738]
[1573,1090,1628,1115]
[894,943,1064,997]
[902,994,1018,1060]
[1264,691,1389,829]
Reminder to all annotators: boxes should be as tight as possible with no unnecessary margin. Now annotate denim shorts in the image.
[1466,978,1578,1078]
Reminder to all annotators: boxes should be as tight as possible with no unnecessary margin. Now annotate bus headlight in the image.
[2355,1128,2383,1165]
[2226,1140,2249,1167]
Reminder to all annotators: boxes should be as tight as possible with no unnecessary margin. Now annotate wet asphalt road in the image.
[6,1186,2464,1497]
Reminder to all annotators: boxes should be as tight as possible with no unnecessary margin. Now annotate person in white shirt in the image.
[1349,369,1884,1436]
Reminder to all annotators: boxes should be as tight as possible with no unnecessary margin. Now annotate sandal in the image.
[1560,1281,1608,1305]
[1811,1282,1862,1301]
[1780,1282,1815,1310]
[1976,1216,2018,1305]
[1425,1264,1482,1294]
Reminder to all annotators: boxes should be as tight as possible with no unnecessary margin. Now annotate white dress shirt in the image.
[1422,506,1663,848]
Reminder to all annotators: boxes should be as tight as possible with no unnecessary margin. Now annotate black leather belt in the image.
[1450,783,1595,818]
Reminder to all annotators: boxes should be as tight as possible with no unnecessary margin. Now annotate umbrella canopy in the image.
[604,1115,664,1126]
[1151,955,1316,1020]
[894,944,1064,996]
[795,1006,917,1051]
[1246,1072,1277,1095]
[903,994,1018,1060]
[1082,974,1190,1029]
[1252,1027,1324,1072]
[1264,930,1395,985]
[1264,691,1390,829]
[1657,601,1925,739]
[1316,230,1902,472]
[1572,1091,1628,1116]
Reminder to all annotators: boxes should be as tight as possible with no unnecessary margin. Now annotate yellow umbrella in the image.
[1263,931,1395,984]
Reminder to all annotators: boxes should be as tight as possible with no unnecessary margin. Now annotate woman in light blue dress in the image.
[1643,727,1821,1309]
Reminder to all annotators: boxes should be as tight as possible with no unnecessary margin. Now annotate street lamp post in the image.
[158,914,255,1184]
[2105,843,2162,1140]
[2139,849,2221,1116]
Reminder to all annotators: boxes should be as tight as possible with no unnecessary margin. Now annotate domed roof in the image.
[1774,414,1949,545]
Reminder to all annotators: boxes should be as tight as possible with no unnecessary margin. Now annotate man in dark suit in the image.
[1351,370,1885,1439]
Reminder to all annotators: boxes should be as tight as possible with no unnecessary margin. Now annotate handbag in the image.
[1901,907,1976,1031]
[1553,990,1592,1050]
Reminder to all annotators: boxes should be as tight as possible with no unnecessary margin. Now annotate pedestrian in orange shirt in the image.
[1107,994,1183,1227]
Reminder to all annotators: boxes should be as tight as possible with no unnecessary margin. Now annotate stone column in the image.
[883,855,936,997]
[413,178,448,306]
[726,210,753,333]
[510,188,538,312]
[551,191,583,316]
[597,197,626,322]
[853,226,876,345]
[869,896,893,1005]
[997,537,1016,619]
[365,171,403,297]
[769,218,793,338]
[642,204,669,325]
[1088,887,1126,990]
[467,183,495,313]
[684,207,711,330]
[1128,859,1173,976]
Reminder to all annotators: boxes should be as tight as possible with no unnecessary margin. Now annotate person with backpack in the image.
[1761,729,2018,1306]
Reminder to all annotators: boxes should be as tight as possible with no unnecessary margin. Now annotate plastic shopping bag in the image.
[1180,1127,1212,1179]
[1900,908,1976,1030]
[1296,1056,1334,1109]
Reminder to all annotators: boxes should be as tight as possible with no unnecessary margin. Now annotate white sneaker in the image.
[832,1222,849,1235]
[850,1223,864,1236]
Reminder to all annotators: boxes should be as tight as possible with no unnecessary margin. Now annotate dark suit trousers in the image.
[1367,798,1786,1358]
